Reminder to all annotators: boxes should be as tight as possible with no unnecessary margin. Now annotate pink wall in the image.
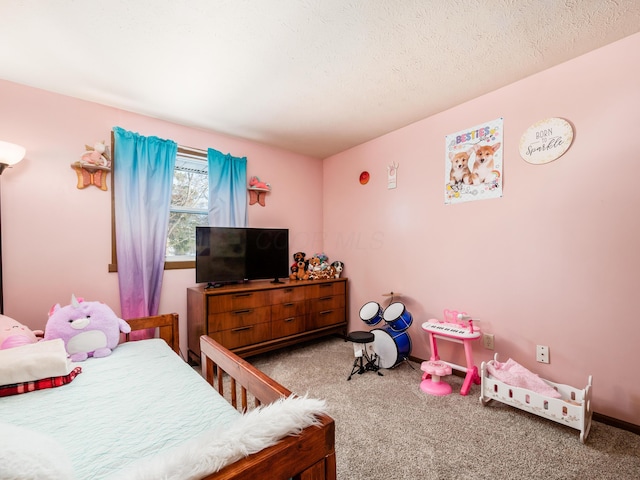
[323,33,640,425]
[0,81,324,357]
[2,33,639,425]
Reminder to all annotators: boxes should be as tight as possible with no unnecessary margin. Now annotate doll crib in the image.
[479,353,593,443]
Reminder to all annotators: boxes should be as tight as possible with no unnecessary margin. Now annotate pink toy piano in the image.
[421,309,481,396]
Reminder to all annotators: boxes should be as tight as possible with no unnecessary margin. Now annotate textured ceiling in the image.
[1,1,639,158]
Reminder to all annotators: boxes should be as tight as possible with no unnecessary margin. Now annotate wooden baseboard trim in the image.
[592,413,640,436]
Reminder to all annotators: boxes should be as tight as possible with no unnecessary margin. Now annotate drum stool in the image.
[420,360,452,396]
[347,331,382,380]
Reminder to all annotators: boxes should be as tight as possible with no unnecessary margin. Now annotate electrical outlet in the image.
[482,333,495,350]
[536,345,550,363]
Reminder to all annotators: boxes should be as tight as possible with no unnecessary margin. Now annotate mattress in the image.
[0,338,241,480]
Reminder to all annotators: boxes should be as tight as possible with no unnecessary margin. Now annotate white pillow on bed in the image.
[113,395,327,480]
[0,422,75,480]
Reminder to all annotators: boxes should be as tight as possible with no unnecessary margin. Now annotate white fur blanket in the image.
[1,396,326,480]
[111,395,328,480]
[0,422,75,480]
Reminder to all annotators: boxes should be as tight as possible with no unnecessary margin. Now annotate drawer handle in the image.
[231,326,253,332]
[319,296,332,301]
[283,302,294,307]
[284,288,293,293]
[233,309,253,315]
[319,284,332,289]
[284,317,295,323]
[319,310,333,315]
[234,293,252,298]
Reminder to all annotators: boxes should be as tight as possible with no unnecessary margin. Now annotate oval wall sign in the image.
[519,117,574,165]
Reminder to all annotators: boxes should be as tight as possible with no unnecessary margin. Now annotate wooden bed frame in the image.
[124,313,337,480]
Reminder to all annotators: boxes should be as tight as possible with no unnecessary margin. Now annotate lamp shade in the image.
[0,141,26,167]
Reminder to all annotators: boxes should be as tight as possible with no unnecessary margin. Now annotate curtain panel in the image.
[207,148,247,227]
[113,127,177,333]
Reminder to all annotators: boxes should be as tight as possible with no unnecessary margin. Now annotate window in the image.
[165,147,209,268]
[166,149,209,264]
[110,144,209,272]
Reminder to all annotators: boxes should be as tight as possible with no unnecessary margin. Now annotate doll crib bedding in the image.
[0,331,332,480]
[480,353,593,443]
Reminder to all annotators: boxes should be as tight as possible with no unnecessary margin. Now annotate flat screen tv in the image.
[195,226,289,287]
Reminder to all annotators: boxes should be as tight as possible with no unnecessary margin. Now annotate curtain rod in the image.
[178,145,207,154]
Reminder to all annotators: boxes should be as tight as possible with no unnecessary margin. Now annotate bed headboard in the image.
[123,313,180,354]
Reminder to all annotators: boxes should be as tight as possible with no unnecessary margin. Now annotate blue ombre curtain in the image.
[113,127,177,338]
[207,148,247,227]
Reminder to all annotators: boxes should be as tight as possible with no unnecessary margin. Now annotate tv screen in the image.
[195,227,289,286]
[245,228,290,281]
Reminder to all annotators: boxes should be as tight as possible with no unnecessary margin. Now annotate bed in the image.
[0,313,336,480]
[479,353,593,443]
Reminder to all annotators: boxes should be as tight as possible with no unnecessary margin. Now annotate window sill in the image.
[108,259,195,272]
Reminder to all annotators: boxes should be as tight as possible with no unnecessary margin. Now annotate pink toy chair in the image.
[420,360,452,396]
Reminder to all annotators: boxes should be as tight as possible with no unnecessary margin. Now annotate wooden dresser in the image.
[187,278,348,363]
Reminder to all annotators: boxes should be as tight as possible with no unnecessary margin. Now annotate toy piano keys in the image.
[421,309,482,396]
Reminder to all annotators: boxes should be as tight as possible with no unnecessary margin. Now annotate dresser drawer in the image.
[271,300,306,319]
[208,291,270,313]
[272,315,306,338]
[307,308,345,329]
[308,294,344,313]
[208,322,272,350]
[208,305,270,332]
[307,281,345,298]
[270,286,305,304]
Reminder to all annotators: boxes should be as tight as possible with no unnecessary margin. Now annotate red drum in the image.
[359,301,383,326]
[383,302,413,331]
[371,326,411,369]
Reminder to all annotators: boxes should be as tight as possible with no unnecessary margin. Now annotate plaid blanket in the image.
[0,366,82,397]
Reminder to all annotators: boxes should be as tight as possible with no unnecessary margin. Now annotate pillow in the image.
[0,422,75,480]
[0,367,82,397]
[0,339,73,386]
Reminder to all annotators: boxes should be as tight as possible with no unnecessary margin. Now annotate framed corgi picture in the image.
[444,117,503,204]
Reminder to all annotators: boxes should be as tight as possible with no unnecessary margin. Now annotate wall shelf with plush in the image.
[248,176,271,206]
[71,141,111,190]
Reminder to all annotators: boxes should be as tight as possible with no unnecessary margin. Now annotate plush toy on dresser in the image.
[308,253,344,280]
[44,295,131,361]
[289,252,309,280]
[330,261,344,278]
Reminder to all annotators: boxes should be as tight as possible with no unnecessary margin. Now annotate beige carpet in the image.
[248,337,640,480]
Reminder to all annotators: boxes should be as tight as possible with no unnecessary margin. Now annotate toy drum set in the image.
[357,298,413,370]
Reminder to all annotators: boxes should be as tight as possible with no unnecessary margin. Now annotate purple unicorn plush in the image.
[44,295,131,362]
